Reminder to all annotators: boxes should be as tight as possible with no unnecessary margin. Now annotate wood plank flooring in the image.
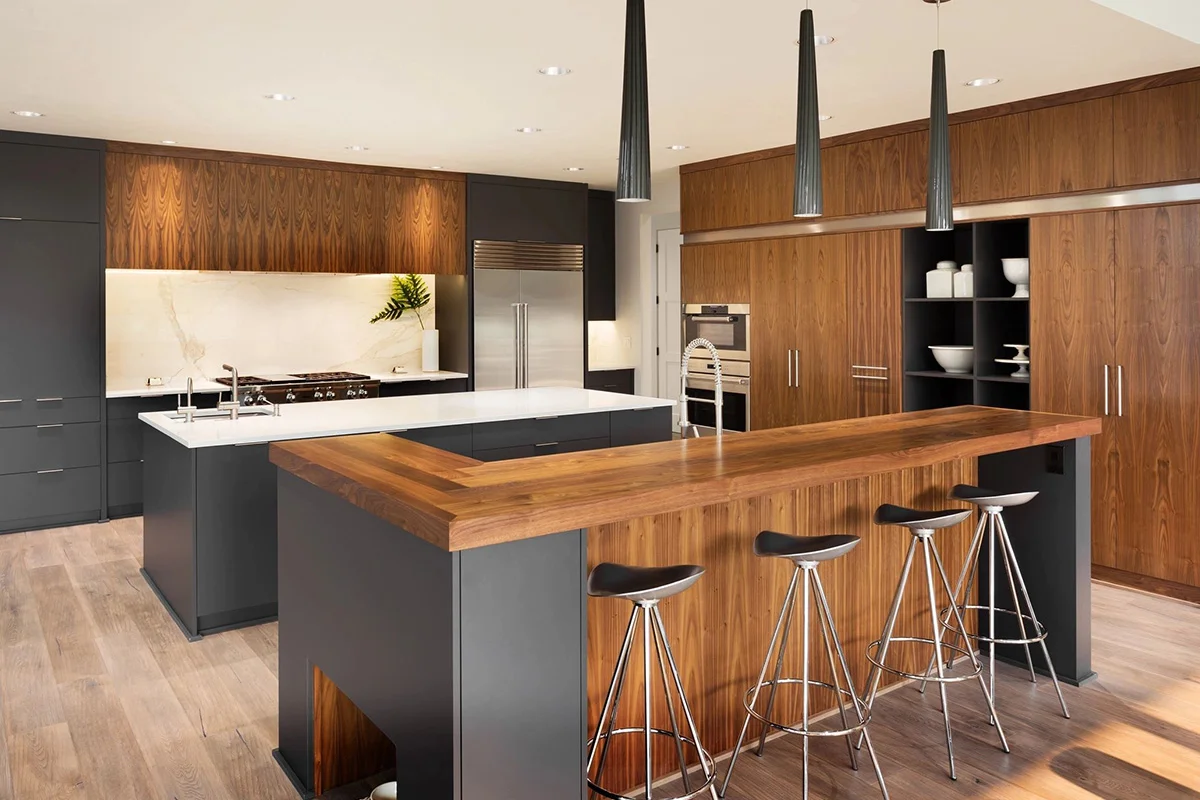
[1,518,1199,799]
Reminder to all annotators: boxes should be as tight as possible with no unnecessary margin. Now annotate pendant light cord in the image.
[936,0,941,49]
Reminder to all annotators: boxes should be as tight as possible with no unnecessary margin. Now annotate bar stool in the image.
[721,533,888,800]
[860,504,1010,781]
[586,562,719,800]
[923,485,1070,720]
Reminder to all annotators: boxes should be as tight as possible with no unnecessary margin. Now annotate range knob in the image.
[357,387,369,398]
[285,390,297,403]
[345,386,357,399]
[312,389,324,400]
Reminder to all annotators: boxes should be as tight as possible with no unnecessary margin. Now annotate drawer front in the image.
[610,407,673,447]
[0,396,100,429]
[107,396,178,420]
[107,460,143,512]
[585,369,635,395]
[0,466,101,526]
[472,444,538,462]
[391,425,474,457]
[472,412,610,451]
[545,437,610,455]
[107,397,177,463]
[0,422,101,476]
[381,379,469,397]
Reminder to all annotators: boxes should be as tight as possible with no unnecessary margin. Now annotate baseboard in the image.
[1093,564,1200,607]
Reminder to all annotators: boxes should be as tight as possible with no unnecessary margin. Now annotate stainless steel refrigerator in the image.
[473,240,585,390]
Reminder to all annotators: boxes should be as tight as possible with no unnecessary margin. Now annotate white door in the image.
[655,228,683,423]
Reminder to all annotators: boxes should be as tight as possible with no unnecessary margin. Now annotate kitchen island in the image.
[137,388,673,639]
[268,405,1100,799]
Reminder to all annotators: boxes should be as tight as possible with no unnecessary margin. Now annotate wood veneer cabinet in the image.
[679,240,751,304]
[1028,98,1115,194]
[1032,205,1200,591]
[1113,82,1200,187]
[106,148,466,273]
[847,230,903,416]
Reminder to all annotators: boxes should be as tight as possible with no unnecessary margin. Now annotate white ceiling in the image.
[1088,0,1200,44]
[2,0,1198,189]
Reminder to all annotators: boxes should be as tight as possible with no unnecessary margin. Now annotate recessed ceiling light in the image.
[795,35,835,46]
[964,77,1001,87]
[539,66,571,76]
[563,167,585,172]
[819,115,833,121]
[516,127,542,134]
[264,93,296,101]
[666,144,689,150]
[161,140,177,145]
[11,110,44,118]
[345,145,369,151]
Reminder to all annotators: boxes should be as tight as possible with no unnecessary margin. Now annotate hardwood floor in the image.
[1,518,1199,799]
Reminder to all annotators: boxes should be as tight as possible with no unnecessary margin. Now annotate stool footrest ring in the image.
[865,637,981,682]
[941,604,1049,646]
[586,728,716,800]
[741,678,871,738]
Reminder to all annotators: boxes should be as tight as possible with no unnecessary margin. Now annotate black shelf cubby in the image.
[901,219,1031,412]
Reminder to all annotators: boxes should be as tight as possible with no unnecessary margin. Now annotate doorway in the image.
[654,227,683,423]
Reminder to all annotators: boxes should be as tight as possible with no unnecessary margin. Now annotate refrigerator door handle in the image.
[520,303,530,388]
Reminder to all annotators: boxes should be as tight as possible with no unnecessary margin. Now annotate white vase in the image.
[953,263,974,298]
[422,329,439,372]
[926,260,958,299]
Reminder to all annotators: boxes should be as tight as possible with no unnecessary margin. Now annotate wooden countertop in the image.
[269,406,1101,552]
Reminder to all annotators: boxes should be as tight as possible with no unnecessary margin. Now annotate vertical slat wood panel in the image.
[105,150,465,273]
[586,458,978,792]
[1028,98,1115,195]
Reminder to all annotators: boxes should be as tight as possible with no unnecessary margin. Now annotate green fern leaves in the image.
[370,274,431,328]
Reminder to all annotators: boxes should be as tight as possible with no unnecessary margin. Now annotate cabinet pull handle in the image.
[535,441,559,447]
[794,350,800,388]
[0,399,20,404]
[534,415,559,421]
[37,469,64,475]
[36,424,64,429]
[852,375,889,382]
[851,365,888,371]
[0,216,22,221]
[1117,365,1123,417]
[1099,367,1108,417]
[36,397,64,403]
[786,349,793,388]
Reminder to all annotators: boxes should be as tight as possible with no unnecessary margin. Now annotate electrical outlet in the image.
[1046,444,1065,475]
[621,336,632,349]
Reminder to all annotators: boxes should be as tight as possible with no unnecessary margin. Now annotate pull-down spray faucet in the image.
[679,338,723,438]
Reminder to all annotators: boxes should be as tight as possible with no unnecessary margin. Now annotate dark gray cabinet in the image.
[467,175,588,245]
[586,189,616,321]
[379,378,469,398]
[0,135,104,534]
[585,368,635,395]
[393,424,474,457]
[611,406,673,447]
[107,396,189,517]
[0,141,102,223]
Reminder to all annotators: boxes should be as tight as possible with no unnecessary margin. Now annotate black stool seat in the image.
[874,504,972,530]
[754,531,860,562]
[950,484,1038,508]
[587,562,704,603]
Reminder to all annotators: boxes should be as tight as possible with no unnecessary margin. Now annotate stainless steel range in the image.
[213,371,381,405]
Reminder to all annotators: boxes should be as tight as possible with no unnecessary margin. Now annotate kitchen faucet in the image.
[219,363,240,420]
[679,338,723,438]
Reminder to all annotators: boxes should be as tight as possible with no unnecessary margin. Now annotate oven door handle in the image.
[686,375,749,395]
[687,315,736,323]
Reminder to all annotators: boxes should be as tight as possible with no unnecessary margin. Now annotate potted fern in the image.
[370,274,438,372]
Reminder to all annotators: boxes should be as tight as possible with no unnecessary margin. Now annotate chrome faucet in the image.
[679,337,723,438]
[219,363,240,420]
[177,377,197,423]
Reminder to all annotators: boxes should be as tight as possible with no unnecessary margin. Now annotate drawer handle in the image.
[0,216,22,221]
[535,441,559,447]
[0,399,20,404]
[851,365,889,371]
[852,375,889,382]
[37,469,64,475]
[535,415,559,421]
[36,423,64,429]
[36,397,64,403]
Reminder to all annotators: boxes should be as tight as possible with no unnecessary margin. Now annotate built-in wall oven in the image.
[684,356,750,434]
[682,304,750,362]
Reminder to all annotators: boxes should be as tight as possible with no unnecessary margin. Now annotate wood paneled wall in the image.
[681,69,1200,234]
[106,145,466,273]
[587,457,978,792]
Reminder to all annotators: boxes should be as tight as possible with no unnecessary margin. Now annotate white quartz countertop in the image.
[107,370,470,399]
[139,387,675,449]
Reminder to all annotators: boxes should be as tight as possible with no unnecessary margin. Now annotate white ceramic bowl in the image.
[929,345,974,374]
[1001,258,1030,298]
[370,782,398,800]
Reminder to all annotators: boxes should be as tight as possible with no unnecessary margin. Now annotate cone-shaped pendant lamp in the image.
[617,0,650,202]
[793,7,823,217]
[925,0,953,231]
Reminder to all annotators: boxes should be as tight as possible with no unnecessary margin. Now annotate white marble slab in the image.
[140,388,674,449]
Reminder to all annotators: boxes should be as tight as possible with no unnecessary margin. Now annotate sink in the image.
[164,406,277,422]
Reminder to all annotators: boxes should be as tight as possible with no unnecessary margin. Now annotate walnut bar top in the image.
[269,405,1101,552]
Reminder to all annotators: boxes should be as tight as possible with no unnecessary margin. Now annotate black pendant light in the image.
[793,5,823,218]
[617,0,651,202]
[925,0,953,231]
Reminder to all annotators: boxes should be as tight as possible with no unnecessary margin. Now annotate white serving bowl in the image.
[929,345,974,374]
[1001,258,1030,298]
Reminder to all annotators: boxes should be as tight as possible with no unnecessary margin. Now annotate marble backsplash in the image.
[106,270,435,383]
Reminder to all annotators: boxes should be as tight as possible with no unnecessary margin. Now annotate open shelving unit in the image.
[902,219,1030,412]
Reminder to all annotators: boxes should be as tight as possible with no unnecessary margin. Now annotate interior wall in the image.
[614,171,682,394]
[106,270,436,383]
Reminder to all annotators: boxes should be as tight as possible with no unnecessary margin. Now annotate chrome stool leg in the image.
[723,558,887,800]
